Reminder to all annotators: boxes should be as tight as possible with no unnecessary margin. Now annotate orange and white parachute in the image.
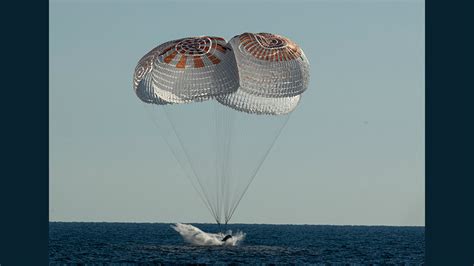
[134,33,309,114]
[133,33,310,225]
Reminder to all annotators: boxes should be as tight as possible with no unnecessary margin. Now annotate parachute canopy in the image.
[134,33,310,224]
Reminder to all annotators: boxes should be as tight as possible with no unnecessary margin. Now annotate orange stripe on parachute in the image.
[176,55,187,68]
[164,51,178,63]
[207,54,221,64]
[194,56,204,68]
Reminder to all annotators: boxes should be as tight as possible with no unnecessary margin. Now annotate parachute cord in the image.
[162,107,220,222]
[219,104,225,224]
[219,103,226,224]
[213,102,221,224]
[214,101,236,225]
[163,106,219,222]
[223,109,235,224]
[227,113,292,222]
[142,105,216,218]
[220,105,227,224]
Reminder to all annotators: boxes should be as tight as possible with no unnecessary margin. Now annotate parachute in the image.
[133,33,310,225]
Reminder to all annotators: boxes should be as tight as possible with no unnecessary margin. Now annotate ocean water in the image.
[49,222,424,264]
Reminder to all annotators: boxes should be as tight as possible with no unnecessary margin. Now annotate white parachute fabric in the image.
[151,36,239,103]
[136,72,169,105]
[134,33,310,225]
[216,88,301,115]
[227,33,309,98]
[216,33,310,115]
[134,41,173,105]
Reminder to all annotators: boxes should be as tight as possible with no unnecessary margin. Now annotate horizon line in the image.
[48,220,425,227]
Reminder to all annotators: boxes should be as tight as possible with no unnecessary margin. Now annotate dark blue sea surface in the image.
[49,222,424,264]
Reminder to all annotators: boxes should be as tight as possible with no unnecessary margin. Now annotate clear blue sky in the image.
[50,0,424,226]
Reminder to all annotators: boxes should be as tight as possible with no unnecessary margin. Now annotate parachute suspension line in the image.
[213,101,236,225]
[162,106,221,224]
[214,102,221,224]
[218,102,229,225]
[213,102,219,223]
[217,103,225,224]
[213,101,222,224]
[226,113,292,222]
[223,107,236,225]
[222,108,240,224]
[218,103,226,224]
[222,106,230,224]
[221,107,228,224]
[142,104,215,217]
[215,104,222,223]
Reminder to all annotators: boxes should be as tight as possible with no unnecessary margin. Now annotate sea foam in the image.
[171,223,245,246]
